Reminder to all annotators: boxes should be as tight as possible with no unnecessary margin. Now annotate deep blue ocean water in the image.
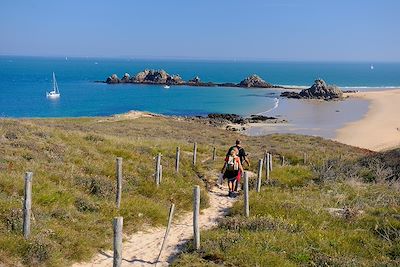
[0,56,399,118]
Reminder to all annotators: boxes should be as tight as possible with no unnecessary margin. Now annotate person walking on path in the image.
[221,147,244,197]
[226,139,250,191]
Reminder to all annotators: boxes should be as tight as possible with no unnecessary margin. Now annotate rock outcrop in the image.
[131,69,184,85]
[106,74,120,84]
[280,79,343,100]
[104,71,279,89]
[238,74,274,88]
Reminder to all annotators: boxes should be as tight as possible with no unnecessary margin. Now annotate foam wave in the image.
[256,98,279,115]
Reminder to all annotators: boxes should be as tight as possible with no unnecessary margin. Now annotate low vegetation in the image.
[173,147,400,266]
[1,115,398,266]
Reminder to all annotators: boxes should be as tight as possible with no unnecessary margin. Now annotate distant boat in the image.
[94,62,99,65]
[65,57,68,61]
[370,65,374,70]
[164,85,170,89]
[46,72,60,98]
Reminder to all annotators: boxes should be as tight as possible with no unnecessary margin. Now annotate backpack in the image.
[226,156,239,171]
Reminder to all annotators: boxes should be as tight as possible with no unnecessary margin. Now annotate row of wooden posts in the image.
[20,143,307,267]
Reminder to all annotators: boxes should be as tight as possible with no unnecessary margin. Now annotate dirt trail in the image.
[73,182,241,267]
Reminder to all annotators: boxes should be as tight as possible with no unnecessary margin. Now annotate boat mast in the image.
[53,72,59,93]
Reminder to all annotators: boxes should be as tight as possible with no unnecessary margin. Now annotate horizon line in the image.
[1,53,400,64]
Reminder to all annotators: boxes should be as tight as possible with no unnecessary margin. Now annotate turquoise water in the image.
[0,56,399,118]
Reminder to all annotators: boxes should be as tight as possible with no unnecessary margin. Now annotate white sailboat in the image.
[46,72,60,98]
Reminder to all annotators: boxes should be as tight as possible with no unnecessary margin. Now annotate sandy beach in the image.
[335,89,400,151]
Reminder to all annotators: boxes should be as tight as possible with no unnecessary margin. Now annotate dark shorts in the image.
[224,170,239,182]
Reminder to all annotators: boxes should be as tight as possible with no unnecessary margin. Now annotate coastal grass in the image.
[0,117,217,266]
[173,150,400,266]
[0,115,395,266]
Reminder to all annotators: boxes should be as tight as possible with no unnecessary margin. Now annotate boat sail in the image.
[46,72,60,98]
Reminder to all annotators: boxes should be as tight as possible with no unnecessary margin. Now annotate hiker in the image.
[226,139,250,191]
[221,147,244,197]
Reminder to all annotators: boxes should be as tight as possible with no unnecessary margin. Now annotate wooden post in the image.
[244,172,249,217]
[113,217,123,267]
[23,172,33,239]
[269,153,273,171]
[266,154,270,183]
[159,165,163,184]
[155,153,161,186]
[212,147,216,161]
[264,150,268,169]
[281,155,285,166]
[193,185,200,250]
[156,203,175,262]
[175,147,180,172]
[303,152,307,164]
[116,157,122,209]
[256,159,263,192]
[193,142,197,166]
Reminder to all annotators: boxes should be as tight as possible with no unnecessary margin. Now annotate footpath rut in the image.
[73,184,237,267]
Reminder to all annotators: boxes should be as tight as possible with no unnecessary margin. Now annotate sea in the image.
[0,56,399,137]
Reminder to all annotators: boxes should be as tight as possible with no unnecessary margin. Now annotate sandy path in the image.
[73,184,238,267]
[335,89,400,151]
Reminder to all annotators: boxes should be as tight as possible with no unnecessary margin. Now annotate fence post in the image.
[244,171,249,217]
[193,142,197,166]
[156,203,175,262]
[193,185,200,250]
[116,157,122,209]
[159,165,163,184]
[264,150,268,169]
[281,155,285,166]
[212,147,216,161]
[113,217,123,267]
[175,147,180,172]
[269,153,273,171]
[155,153,161,186]
[266,154,270,183]
[23,172,33,239]
[256,159,263,192]
[303,152,307,164]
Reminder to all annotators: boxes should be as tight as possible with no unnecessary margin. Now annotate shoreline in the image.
[1,88,399,152]
[335,89,400,151]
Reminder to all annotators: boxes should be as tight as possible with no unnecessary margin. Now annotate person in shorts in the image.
[221,147,244,197]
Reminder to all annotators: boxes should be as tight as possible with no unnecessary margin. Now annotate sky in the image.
[0,0,399,61]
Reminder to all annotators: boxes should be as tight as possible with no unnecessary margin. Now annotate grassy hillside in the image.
[173,147,400,266]
[1,115,397,266]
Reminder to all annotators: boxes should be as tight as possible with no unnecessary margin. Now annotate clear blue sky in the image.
[1,0,399,61]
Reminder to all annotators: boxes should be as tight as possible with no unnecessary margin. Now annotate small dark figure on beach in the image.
[226,139,250,191]
[221,147,244,197]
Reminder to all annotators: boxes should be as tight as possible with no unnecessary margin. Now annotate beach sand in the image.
[245,89,400,152]
[335,89,400,151]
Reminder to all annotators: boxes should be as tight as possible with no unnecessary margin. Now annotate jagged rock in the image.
[280,79,343,100]
[245,115,278,123]
[167,74,184,85]
[189,76,201,84]
[280,91,302,99]
[133,69,167,83]
[300,79,343,99]
[106,74,120,84]
[238,75,273,88]
[207,113,245,124]
[121,73,130,83]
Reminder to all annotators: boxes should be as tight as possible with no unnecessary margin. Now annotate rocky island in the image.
[104,69,283,89]
[280,79,344,100]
